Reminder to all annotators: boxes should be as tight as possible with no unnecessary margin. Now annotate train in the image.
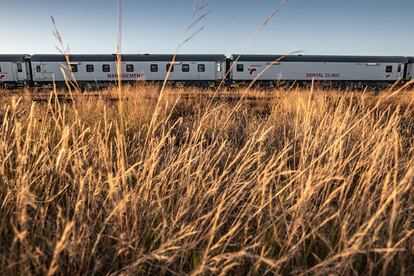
[1,54,413,89]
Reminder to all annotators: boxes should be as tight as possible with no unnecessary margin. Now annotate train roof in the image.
[408,57,414,63]
[0,54,30,62]
[232,55,408,63]
[30,54,227,62]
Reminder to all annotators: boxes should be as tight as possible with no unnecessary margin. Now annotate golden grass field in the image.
[0,85,414,275]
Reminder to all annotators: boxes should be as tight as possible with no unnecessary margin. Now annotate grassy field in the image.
[0,85,414,275]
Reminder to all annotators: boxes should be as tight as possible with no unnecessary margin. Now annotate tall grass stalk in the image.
[0,86,413,274]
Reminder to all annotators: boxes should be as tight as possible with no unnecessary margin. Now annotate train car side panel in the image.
[230,55,407,84]
[32,61,221,82]
[0,55,31,88]
[31,54,226,86]
[407,57,414,81]
[231,61,404,82]
[0,62,16,82]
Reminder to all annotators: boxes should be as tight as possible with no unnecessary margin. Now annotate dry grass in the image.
[0,85,414,275]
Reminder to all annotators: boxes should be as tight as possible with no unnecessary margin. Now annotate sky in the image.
[0,0,413,56]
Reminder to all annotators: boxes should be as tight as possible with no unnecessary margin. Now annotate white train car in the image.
[31,54,227,87]
[0,55,31,88]
[406,57,414,81]
[230,55,408,87]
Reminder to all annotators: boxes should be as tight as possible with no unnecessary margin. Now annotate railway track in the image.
[0,90,283,103]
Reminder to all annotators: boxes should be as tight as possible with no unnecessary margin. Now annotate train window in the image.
[70,64,78,72]
[17,63,23,73]
[398,64,402,73]
[182,64,190,72]
[126,64,134,72]
[237,64,244,72]
[36,65,41,72]
[0,66,1,72]
[86,64,94,72]
[198,64,205,72]
[217,62,222,72]
[150,64,158,72]
[102,64,110,72]
[166,64,174,72]
[386,65,393,73]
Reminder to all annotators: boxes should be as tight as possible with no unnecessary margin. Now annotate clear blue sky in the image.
[0,0,413,56]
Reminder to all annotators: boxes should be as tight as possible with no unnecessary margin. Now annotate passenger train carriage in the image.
[30,54,227,88]
[407,57,414,80]
[0,55,31,88]
[1,53,414,89]
[230,55,409,88]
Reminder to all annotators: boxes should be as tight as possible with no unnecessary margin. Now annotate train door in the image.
[396,63,405,80]
[216,61,223,81]
[34,63,44,81]
[410,63,414,81]
[16,62,26,83]
[24,60,32,84]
